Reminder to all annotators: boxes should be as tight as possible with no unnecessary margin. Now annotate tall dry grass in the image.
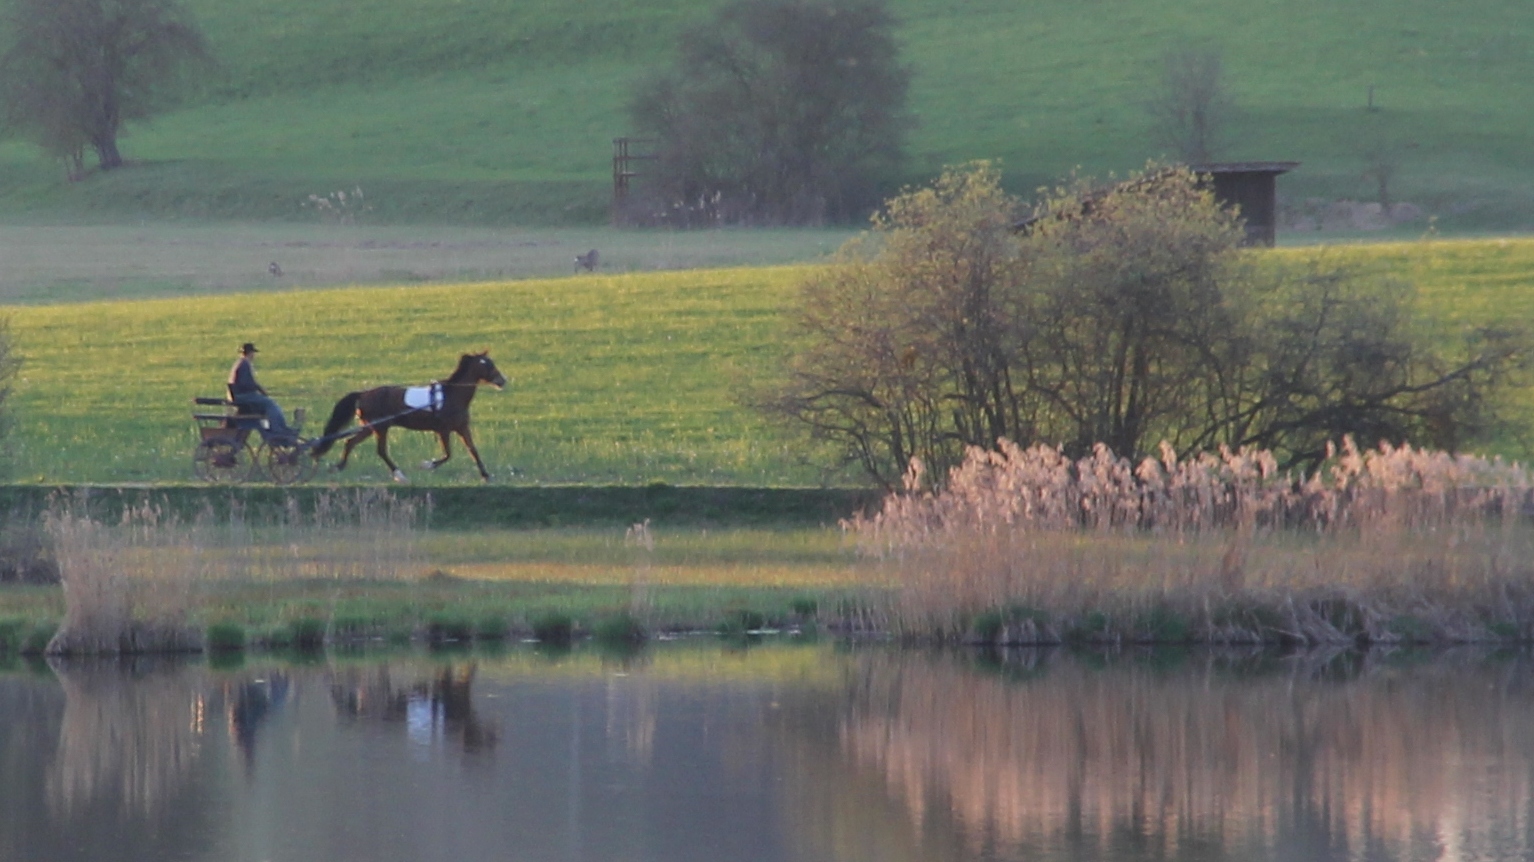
[45,490,426,655]
[46,500,208,655]
[852,438,1534,643]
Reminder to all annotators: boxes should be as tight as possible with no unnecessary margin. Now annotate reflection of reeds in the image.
[46,490,424,654]
[47,659,207,818]
[841,651,1534,860]
[854,439,1534,641]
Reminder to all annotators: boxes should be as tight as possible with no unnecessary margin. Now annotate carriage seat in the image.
[193,396,264,431]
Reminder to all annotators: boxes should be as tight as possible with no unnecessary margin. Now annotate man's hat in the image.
[240,342,259,354]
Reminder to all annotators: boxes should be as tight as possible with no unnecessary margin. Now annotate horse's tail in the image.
[311,392,362,457]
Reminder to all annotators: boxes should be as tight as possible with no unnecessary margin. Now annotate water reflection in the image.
[227,672,290,771]
[0,645,1532,862]
[835,648,1534,862]
[47,658,208,819]
[328,662,498,753]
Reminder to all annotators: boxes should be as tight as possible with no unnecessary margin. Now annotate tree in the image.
[765,164,1532,487]
[629,0,912,226]
[0,0,212,178]
[1145,46,1232,165]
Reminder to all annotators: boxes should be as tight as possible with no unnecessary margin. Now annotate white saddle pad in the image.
[403,383,443,411]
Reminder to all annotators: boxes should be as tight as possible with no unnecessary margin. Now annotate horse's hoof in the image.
[392,469,409,483]
[422,460,438,470]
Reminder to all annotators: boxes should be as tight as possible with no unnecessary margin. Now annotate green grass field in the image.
[0,0,1530,230]
[2,235,1533,487]
[4,264,834,485]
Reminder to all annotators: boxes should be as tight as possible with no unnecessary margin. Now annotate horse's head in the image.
[460,351,507,389]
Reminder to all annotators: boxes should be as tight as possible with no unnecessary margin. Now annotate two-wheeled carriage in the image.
[191,398,317,484]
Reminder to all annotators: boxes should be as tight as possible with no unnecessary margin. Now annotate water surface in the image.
[1,645,1530,862]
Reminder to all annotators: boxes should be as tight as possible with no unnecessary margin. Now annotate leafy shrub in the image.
[287,617,326,651]
[0,521,56,585]
[531,611,574,645]
[426,614,473,643]
[592,612,647,647]
[22,623,54,654]
[205,621,246,652]
[475,615,511,641]
[717,608,767,637]
[771,163,1533,487]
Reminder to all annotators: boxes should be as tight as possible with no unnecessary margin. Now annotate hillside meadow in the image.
[0,0,1530,230]
[0,235,1532,487]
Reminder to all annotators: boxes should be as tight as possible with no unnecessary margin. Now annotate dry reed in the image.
[45,500,207,655]
[852,438,1534,643]
[44,490,426,655]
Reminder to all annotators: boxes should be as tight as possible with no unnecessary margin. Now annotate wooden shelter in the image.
[1013,161,1300,247]
[1191,161,1300,247]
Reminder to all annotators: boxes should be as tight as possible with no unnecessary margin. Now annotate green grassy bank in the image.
[0,0,1531,229]
[0,484,878,528]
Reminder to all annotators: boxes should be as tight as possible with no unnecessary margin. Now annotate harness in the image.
[402,382,445,412]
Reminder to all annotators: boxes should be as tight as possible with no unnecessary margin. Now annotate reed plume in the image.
[852,438,1534,643]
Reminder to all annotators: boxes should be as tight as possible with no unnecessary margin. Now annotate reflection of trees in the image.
[328,662,498,753]
[47,658,208,819]
[833,650,1534,860]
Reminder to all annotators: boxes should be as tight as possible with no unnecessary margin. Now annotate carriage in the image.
[191,397,318,484]
[190,351,506,485]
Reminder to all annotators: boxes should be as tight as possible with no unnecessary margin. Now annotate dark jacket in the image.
[227,356,263,398]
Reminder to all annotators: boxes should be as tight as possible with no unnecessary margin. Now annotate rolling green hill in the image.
[4,237,1534,487]
[0,0,1531,230]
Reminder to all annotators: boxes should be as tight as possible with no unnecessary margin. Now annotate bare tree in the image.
[1146,46,1232,165]
[0,0,212,177]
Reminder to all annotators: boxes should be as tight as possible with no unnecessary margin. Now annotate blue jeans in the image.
[232,393,296,440]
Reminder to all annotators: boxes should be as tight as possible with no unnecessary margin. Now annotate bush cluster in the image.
[767,163,1533,487]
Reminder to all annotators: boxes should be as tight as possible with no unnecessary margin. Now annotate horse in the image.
[311,352,508,482]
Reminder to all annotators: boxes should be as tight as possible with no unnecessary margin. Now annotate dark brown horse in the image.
[312,352,507,482]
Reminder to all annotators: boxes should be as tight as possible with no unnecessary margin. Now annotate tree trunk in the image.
[94,135,123,170]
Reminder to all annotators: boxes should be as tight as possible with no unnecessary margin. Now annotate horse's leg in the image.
[456,425,491,482]
[336,427,373,471]
[375,427,408,483]
[424,430,453,470]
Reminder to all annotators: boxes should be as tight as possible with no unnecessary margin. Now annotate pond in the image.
[2,643,1531,862]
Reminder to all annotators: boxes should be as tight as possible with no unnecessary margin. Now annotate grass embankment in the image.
[0,492,867,657]
[4,237,1534,485]
[0,0,1531,230]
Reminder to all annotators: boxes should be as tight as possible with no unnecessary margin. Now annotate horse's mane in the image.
[445,351,488,384]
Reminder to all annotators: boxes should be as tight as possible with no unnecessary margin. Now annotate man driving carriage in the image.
[228,342,298,443]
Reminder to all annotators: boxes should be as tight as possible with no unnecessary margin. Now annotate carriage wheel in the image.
[193,438,250,483]
[263,440,318,485]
